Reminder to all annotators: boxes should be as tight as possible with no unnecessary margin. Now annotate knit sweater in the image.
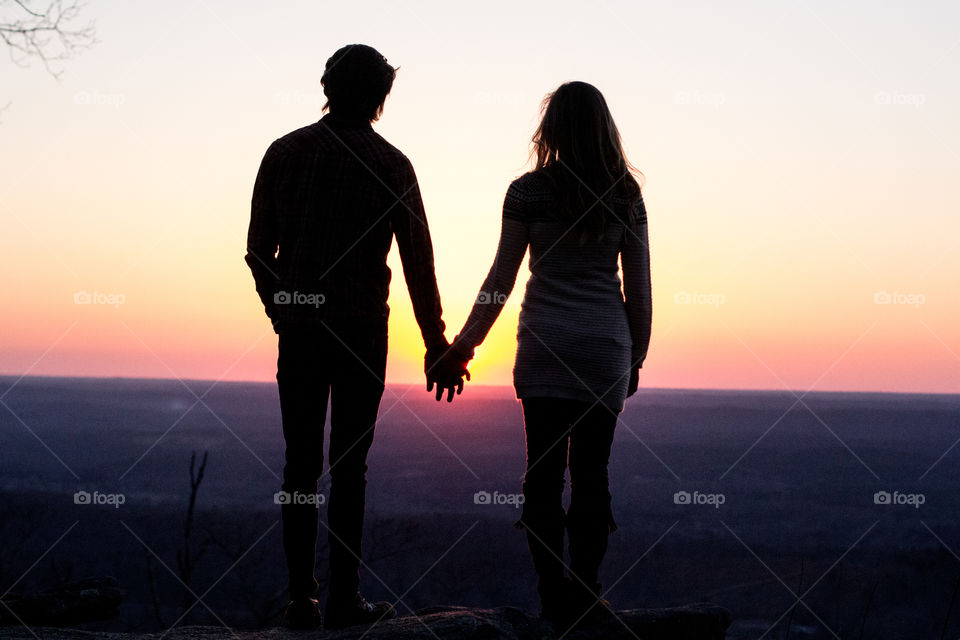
[452,170,652,412]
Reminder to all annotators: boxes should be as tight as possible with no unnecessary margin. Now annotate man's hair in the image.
[321,44,397,122]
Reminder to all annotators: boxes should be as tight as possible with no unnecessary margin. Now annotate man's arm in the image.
[390,158,447,354]
[245,141,284,327]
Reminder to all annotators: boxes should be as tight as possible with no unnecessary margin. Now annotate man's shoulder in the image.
[269,121,411,170]
[366,129,412,170]
[268,121,328,153]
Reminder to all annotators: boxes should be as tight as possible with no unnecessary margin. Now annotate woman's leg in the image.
[519,397,572,617]
[567,401,618,613]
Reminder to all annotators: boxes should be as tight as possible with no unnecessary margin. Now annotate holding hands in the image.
[425,341,471,402]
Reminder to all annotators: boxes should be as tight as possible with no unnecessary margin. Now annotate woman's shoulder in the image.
[627,189,647,223]
[506,170,556,211]
[607,187,646,227]
[510,169,553,192]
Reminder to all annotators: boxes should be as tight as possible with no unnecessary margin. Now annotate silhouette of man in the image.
[245,44,467,630]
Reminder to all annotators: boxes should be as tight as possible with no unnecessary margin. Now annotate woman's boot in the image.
[517,507,570,628]
[566,503,616,627]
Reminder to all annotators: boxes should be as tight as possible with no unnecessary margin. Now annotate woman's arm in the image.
[451,184,530,360]
[622,196,652,369]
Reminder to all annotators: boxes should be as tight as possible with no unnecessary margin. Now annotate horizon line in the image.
[1,373,958,399]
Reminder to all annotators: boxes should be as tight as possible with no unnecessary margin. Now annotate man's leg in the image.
[519,397,572,620]
[567,401,618,616]
[277,329,331,603]
[323,320,390,626]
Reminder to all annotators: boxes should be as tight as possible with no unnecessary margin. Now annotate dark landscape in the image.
[2,376,960,638]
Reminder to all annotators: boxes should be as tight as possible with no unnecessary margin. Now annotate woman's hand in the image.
[627,367,640,398]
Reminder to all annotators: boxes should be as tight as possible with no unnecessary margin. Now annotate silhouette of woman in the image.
[450,81,651,632]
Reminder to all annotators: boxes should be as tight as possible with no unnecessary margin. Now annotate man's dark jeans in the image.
[277,319,387,601]
[518,397,618,593]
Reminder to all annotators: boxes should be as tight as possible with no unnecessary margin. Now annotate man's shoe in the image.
[324,592,396,630]
[282,597,322,630]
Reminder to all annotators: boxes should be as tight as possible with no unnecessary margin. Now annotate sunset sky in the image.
[1,0,958,393]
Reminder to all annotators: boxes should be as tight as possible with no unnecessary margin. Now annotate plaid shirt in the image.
[245,112,447,352]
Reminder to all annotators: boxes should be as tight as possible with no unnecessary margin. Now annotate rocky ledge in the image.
[1,603,731,639]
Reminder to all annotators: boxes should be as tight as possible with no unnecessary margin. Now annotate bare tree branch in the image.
[176,450,211,614]
[0,0,95,79]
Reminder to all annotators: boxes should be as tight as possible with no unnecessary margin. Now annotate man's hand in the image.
[425,346,471,403]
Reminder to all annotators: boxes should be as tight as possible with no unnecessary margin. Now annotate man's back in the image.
[246,112,445,348]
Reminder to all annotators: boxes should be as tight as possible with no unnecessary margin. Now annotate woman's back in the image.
[519,171,630,320]
[508,171,643,410]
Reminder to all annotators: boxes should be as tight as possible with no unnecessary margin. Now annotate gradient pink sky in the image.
[1,1,959,393]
